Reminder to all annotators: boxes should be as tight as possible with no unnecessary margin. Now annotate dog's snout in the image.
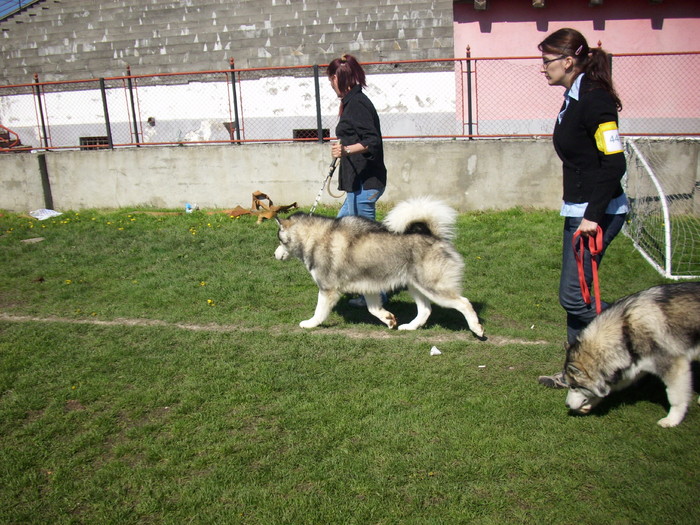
[565,390,591,413]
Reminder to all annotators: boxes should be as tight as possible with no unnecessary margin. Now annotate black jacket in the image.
[336,85,387,192]
[553,74,626,224]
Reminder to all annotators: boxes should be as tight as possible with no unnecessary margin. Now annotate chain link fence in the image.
[1,52,698,151]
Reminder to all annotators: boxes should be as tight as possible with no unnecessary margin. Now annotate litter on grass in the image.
[430,346,442,356]
[29,209,62,220]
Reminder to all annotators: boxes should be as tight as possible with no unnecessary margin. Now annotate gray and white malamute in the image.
[564,282,700,427]
[274,197,484,336]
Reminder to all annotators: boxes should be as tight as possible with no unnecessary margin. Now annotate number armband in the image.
[594,121,623,155]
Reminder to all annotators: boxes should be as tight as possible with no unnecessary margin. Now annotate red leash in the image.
[572,226,604,314]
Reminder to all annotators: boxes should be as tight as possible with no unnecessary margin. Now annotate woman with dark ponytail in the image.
[537,28,629,389]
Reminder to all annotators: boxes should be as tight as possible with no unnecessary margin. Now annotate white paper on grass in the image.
[29,209,62,220]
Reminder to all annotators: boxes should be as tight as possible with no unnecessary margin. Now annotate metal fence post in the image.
[229,58,241,143]
[313,64,324,142]
[126,65,140,146]
[38,153,54,209]
[466,46,474,140]
[32,73,49,150]
[99,78,114,149]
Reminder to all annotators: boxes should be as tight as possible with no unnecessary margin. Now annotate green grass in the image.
[0,206,697,524]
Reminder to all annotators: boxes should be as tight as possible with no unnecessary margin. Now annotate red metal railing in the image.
[0,52,697,152]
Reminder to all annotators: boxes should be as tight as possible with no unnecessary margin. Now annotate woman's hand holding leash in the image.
[331,141,368,158]
[576,218,599,236]
[331,141,345,158]
[308,142,342,214]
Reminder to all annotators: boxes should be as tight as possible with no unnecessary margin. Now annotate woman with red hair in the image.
[326,54,387,221]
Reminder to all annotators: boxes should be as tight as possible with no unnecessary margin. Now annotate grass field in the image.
[1,205,698,524]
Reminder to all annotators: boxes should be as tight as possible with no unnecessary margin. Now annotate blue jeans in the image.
[337,185,384,220]
[559,213,626,344]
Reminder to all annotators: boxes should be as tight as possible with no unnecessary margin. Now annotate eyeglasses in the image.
[542,55,567,68]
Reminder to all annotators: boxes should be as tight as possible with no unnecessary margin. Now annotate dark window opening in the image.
[79,136,109,150]
[293,128,330,140]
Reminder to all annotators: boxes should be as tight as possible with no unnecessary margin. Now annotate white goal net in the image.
[623,137,700,280]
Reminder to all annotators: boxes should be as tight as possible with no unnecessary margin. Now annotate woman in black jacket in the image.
[537,29,629,388]
[326,54,387,221]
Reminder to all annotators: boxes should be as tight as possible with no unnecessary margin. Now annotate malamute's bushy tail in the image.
[382,196,457,240]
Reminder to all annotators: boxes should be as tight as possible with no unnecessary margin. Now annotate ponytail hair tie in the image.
[575,45,584,56]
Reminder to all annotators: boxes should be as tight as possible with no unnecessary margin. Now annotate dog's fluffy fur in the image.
[274,197,484,336]
[564,282,700,427]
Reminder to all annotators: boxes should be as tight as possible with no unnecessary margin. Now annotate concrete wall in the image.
[1,140,698,215]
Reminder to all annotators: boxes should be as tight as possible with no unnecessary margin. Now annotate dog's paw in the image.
[398,323,418,331]
[657,416,682,428]
[472,324,485,338]
[299,319,319,329]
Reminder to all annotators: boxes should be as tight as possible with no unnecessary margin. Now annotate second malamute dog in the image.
[274,197,484,337]
[564,282,700,427]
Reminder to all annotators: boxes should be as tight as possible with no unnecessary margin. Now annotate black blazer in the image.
[553,74,626,224]
[335,85,387,192]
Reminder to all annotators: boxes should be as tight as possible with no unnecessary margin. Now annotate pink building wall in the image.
[454,0,700,135]
[454,0,700,58]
